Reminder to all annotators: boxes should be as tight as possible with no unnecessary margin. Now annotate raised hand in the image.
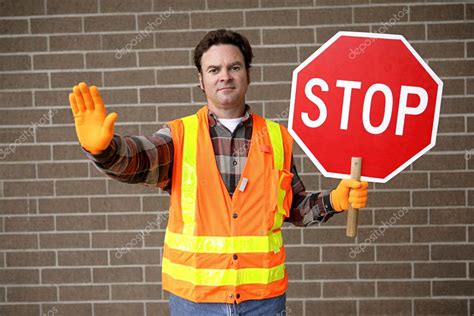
[69,82,118,155]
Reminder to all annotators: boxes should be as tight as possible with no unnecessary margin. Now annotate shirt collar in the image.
[207,104,252,128]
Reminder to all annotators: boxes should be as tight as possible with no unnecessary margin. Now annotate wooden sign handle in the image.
[346,157,362,237]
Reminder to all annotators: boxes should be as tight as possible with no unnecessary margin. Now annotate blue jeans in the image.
[168,292,287,316]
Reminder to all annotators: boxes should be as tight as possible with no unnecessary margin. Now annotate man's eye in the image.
[231,66,241,71]
[209,69,217,73]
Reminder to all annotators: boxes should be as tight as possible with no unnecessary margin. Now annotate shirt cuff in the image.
[81,136,118,163]
[303,191,339,226]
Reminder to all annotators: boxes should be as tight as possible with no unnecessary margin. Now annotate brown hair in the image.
[193,29,254,74]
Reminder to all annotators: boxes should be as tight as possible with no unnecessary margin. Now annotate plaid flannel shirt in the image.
[83,105,338,226]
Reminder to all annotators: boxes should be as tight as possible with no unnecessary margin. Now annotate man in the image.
[69,29,368,316]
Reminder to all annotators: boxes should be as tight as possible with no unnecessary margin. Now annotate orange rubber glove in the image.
[69,82,118,155]
[330,179,369,212]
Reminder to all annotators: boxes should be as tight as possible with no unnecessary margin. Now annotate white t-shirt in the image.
[218,117,244,133]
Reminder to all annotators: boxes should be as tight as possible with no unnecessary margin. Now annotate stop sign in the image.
[289,31,443,183]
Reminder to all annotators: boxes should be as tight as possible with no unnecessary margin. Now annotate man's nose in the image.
[219,69,232,81]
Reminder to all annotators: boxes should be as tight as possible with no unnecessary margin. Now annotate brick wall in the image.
[0,0,472,315]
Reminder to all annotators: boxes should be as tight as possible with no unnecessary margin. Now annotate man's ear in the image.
[198,72,205,92]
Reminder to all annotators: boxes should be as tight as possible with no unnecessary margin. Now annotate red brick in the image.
[354,5,408,23]
[410,4,464,21]
[0,234,37,249]
[50,35,101,51]
[191,11,243,29]
[94,303,144,316]
[303,228,356,244]
[413,226,466,243]
[6,251,55,267]
[42,304,92,315]
[101,0,152,12]
[300,8,352,25]
[60,285,109,301]
[42,268,91,284]
[414,299,467,315]
[8,286,57,302]
[304,263,356,280]
[322,245,375,262]
[207,0,257,9]
[430,208,474,224]
[0,91,32,107]
[92,232,144,248]
[85,52,136,69]
[47,0,98,14]
[431,245,474,261]
[1,0,44,16]
[33,54,84,69]
[50,71,102,88]
[306,300,356,315]
[359,263,411,279]
[377,245,429,261]
[56,215,106,231]
[246,9,297,27]
[5,216,54,232]
[287,281,321,298]
[0,73,48,89]
[428,22,474,40]
[40,233,90,249]
[0,269,39,284]
[263,28,314,45]
[323,281,375,298]
[0,55,30,70]
[38,197,88,214]
[0,305,40,315]
[414,262,466,279]
[58,250,108,266]
[84,15,136,32]
[111,284,161,300]
[433,280,474,296]
[0,198,36,215]
[93,267,142,283]
[110,249,160,265]
[137,13,189,30]
[360,300,411,315]
[413,190,465,207]
[55,179,106,196]
[378,281,430,297]
[31,17,81,34]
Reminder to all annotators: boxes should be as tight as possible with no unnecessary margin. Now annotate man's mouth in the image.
[218,87,235,91]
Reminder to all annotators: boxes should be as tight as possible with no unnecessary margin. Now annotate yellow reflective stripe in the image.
[265,120,283,170]
[273,179,287,229]
[266,120,287,231]
[162,257,285,286]
[165,228,283,253]
[181,114,199,236]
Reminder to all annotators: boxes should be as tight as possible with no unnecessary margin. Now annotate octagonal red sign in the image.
[289,31,443,183]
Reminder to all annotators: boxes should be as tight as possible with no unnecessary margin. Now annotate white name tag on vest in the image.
[239,177,248,192]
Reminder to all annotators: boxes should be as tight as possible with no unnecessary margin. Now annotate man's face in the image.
[198,44,249,110]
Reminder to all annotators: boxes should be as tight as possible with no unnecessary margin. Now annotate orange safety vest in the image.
[162,105,294,304]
